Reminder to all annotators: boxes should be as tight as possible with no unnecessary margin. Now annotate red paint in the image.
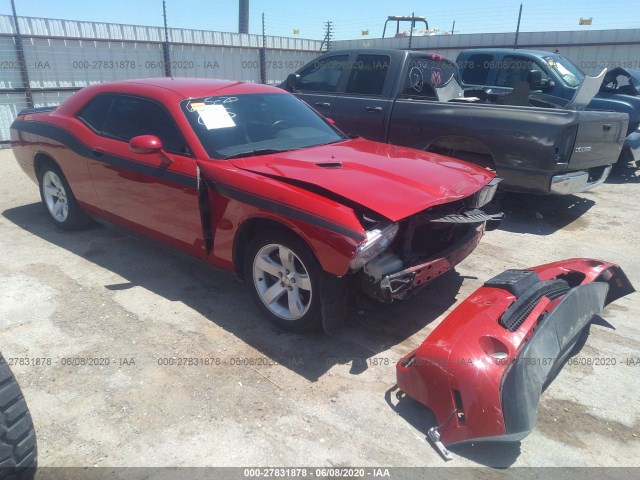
[11,78,494,279]
[396,258,634,445]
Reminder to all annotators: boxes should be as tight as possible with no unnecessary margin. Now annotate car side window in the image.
[297,54,349,93]
[496,56,549,88]
[76,94,115,132]
[344,54,391,96]
[460,54,493,85]
[400,57,459,100]
[101,95,191,156]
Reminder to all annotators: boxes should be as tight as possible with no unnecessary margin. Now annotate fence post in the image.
[10,0,33,108]
[162,0,172,76]
[260,13,267,84]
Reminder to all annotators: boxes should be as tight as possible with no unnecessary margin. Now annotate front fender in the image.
[198,163,364,276]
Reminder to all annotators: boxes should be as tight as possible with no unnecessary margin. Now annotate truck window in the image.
[400,57,458,100]
[460,54,493,85]
[344,54,391,96]
[297,54,349,93]
[496,56,548,88]
[543,55,585,87]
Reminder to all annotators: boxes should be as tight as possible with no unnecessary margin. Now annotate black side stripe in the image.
[214,183,366,241]
[11,120,198,189]
[12,120,365,241]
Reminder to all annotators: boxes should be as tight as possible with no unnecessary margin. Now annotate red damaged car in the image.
[10,78,501,332]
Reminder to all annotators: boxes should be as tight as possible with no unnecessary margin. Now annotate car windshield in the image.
[181,93,346,159]
[543,55,585,87]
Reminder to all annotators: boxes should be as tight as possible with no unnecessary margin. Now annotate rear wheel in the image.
[37,162,90,230]
[0,353,37,479]
[244,230,321,332]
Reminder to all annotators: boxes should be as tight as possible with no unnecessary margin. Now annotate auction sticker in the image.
[193,104,236,129]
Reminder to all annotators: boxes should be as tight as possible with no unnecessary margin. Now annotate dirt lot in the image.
[0,147,639,469]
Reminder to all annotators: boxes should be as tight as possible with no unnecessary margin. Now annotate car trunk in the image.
[568,111,628,170]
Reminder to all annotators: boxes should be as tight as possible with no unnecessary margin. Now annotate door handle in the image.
[315,102,331,108]
[365,106,383,113]
[603,124,612,131]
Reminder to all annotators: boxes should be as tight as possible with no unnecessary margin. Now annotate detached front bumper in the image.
[550,165,612,194]
[396,259,634,449]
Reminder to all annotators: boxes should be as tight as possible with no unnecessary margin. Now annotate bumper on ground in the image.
[396,258,634,449]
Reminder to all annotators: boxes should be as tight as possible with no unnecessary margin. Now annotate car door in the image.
[328,53,393,141]
[76,93,206,258]
[293,53,349,117]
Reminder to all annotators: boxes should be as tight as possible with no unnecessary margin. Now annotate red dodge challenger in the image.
[10,78,501,332]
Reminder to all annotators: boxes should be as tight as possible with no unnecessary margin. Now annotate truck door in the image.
[328,53,394,141]
[293,54,349,118]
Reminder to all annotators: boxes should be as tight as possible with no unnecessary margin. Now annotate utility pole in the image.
[451,20,455,35]
[162,0,172,77]
[320,21,333,52]
[514,3,523,49]
[408,11,414,50]
[260,13,267,84]
[10,0,33,108]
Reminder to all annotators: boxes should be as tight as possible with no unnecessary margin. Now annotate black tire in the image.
[0,353,37,479]
[244,229,322,332]
[37,161,91,230]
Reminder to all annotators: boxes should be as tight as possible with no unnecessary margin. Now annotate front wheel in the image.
[244,230,321,332]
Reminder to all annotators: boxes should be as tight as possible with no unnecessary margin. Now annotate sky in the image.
[1,0,638,40]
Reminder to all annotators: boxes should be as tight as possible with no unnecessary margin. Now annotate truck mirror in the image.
[285,73,302,92]
[528,70,543,89]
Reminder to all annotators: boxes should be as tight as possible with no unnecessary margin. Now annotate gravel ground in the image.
[0,148,638,469]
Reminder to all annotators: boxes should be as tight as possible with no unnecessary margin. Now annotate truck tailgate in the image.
[569,111,628,169]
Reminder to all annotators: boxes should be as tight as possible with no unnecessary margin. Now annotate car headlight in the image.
[349,223,399,271]
[468,177,501,208]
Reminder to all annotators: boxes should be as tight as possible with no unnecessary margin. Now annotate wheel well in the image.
[233,218,308,279]
[426,136,496,169]
[33,152,58,178]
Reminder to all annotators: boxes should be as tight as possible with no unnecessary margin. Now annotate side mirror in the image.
[129,135,163,154]
[285,73,302,92]
[528,70,543,89]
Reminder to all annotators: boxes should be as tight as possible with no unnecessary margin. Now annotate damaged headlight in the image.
[349,223,399,271]
[468,177,501,209]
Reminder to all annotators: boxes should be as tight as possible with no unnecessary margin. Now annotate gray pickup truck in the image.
[282,49,628,195]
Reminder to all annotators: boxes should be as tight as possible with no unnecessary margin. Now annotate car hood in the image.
[228,138,495,221]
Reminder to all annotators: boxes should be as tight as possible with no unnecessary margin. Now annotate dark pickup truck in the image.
[282,49,628,194]
[456,48,640,166]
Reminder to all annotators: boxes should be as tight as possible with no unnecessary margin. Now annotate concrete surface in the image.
[0,148,638,468]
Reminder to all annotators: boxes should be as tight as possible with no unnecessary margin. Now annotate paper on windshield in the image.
[193,104,236,129]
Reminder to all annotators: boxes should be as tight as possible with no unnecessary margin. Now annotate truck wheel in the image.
[0,353,37,478]
[244,229,321,332]
[37,162,90,230]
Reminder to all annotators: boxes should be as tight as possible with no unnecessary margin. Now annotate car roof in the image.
[459,48,557,57]
[91,77,281,99]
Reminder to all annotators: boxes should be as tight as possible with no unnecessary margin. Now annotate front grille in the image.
[499,280,571,332]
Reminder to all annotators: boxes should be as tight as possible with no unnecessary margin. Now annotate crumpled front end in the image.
[396,259,634,453]
[355,178,503,303]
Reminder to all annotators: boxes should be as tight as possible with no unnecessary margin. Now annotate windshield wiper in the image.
[224,148,288,159]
